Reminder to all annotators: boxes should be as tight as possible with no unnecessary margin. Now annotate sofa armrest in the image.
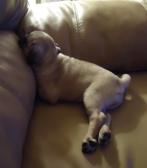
[0,31,35,168]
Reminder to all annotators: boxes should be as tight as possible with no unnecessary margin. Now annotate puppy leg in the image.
[82,111,106,154]
[120,74,131,91]
[98,113,111,147]
[82,85,106,154]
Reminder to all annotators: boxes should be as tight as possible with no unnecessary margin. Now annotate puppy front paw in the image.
[82,138,97,154]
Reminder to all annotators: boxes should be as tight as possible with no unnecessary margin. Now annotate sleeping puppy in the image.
[26,30,131,154]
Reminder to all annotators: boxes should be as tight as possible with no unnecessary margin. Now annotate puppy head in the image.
[26,31,58,66]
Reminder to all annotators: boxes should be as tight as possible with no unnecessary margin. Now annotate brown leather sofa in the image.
[1,0,147,168]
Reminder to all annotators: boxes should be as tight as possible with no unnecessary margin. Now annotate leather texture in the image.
[19,0,147,71]
[0,32,35,168]
[19,1,147,168]
[0,0,27,30]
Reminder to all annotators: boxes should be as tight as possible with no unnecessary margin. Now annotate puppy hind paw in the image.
[82,138,97,154]
[98,131,111,147]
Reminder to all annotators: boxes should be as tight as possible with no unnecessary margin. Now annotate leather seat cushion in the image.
[23,73,147,168]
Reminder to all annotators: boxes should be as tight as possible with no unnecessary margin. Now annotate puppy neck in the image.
[33,51,58,73]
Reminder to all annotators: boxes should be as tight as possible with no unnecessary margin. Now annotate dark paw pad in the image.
[98,132,111,147]
[82,139,97,154]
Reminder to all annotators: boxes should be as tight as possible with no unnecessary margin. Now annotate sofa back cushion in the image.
[0,0,27,30]
[19,1,147,72]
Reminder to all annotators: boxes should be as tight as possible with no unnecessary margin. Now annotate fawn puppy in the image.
[26,31,131,154]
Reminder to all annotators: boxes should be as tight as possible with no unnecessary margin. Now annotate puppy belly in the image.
[59,83,87,102]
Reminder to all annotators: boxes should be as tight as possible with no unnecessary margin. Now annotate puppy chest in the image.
[38,79,59,103]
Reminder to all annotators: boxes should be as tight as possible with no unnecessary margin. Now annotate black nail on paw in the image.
[103,132,111,140]
[89,139,97,148]
[82,140,97,154]
[98,132,111,147]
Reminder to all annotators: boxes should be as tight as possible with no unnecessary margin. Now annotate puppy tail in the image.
[120,74,131,91]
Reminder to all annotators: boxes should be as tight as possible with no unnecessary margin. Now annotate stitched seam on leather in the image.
[72,1,80,56]
[72,1,80,35]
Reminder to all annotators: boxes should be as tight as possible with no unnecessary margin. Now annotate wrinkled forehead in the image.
[30,31,54,42]
[39,32,54,43]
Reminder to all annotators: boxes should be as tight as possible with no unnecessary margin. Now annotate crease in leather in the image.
[72,1,83,58]
[0,75,29,113]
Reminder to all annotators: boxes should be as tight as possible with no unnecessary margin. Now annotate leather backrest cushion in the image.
[19,1,147,72]
[0,0,27,30]
[0,31,35,168]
